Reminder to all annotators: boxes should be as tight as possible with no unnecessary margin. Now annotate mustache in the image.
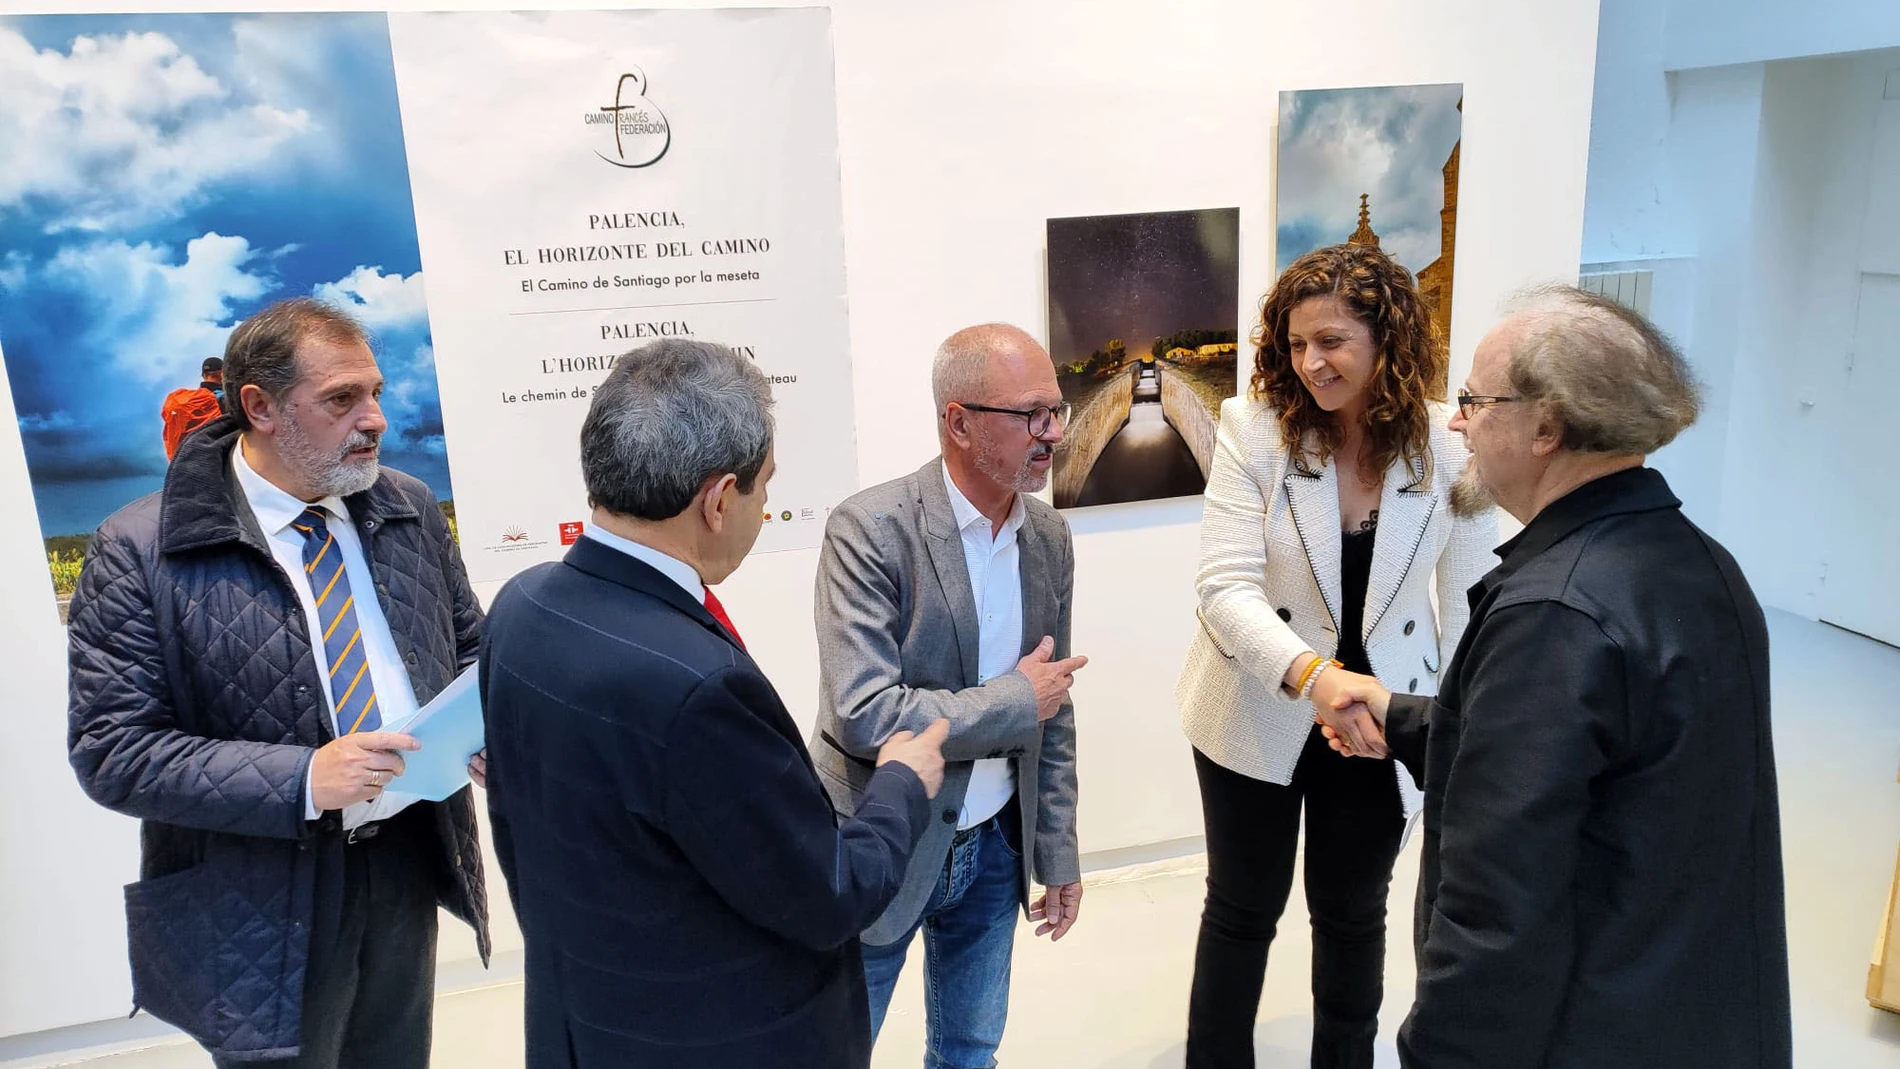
[339,430,381,458]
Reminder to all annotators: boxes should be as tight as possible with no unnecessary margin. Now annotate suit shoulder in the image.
[1022,494,1071,546]
[1218,394,1278,432]
[829,468,927,543]
[836,467,918,515]
[1216,396,1291,461]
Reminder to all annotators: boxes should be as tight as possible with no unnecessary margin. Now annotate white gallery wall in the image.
[1585,0,1900,625]
[0,0,1602,1043]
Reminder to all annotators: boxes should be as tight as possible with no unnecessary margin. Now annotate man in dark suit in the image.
[481,338,948,1069]
[1320,287,1791,1069]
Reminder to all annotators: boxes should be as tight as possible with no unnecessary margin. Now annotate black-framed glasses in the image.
[1457,389,1522,421]
[954,401,1073,437]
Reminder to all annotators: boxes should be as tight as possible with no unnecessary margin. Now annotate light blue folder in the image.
[384,665,483,801]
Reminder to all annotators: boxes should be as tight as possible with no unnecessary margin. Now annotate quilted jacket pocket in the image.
[124,863,226,1048]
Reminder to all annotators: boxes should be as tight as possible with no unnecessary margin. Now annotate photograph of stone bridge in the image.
[1045,207,1240,509]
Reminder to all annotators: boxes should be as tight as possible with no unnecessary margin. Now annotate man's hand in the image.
[877,718,950,798]
[1017,636,1088,722]
[1310,669,1391,758]
[1030,882,1083,941]
[468,749,488,789]
[312,732,421,811]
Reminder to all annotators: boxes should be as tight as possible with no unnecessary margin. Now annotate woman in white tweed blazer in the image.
[1175,245,1495,1069]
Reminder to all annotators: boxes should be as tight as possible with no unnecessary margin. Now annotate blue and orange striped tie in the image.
[291,507,381,734]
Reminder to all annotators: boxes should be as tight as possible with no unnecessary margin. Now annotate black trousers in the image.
[216,804,441,1069]
[1186,727,1405,1069]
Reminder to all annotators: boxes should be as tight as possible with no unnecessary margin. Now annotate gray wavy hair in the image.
[580,339,774,521]
[1504,285,1700,454]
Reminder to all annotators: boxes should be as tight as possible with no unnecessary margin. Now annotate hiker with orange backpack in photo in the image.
[162,356,225,460]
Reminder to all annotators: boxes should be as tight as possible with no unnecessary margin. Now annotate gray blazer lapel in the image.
[1363,454,1436,641]
[915,460,981,685]
[1015,513,1055,653]
[1284,459,1345,635]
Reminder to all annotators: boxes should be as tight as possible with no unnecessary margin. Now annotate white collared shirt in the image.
[231,443,420,829]
[581,524,706,601]
[943,467,1026,829]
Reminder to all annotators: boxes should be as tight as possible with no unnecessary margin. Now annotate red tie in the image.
[702,587,746,650]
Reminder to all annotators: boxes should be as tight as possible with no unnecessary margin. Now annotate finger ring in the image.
[371,772,384,787]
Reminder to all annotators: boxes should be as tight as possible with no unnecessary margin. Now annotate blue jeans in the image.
[863,806,1022,1069]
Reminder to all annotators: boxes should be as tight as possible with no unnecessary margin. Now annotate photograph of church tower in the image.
[1274,83,1463,390]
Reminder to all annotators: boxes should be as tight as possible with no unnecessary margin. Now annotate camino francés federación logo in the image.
[587,68,671,169]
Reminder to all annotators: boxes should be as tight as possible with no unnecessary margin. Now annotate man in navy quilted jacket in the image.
[67,297,489,1068]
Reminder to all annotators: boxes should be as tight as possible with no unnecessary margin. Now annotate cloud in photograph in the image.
[0,12,452,539]
[44,231,272,384]
[313,264,428,333]
[1275,83,1462,275]
[0,26,310,234]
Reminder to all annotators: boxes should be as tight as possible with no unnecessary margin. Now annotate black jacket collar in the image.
[159,416,421,555]
[1480,467,1681,598]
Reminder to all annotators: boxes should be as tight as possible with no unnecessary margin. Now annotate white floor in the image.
[8,611,1900,1068]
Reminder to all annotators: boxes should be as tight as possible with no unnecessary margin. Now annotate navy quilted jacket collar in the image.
[160,415,421,555]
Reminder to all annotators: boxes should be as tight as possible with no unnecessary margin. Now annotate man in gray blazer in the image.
[813,323,1088,1067]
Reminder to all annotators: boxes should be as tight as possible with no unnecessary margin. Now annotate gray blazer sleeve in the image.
[814,501,1039,763]
[1032,524,1080,887]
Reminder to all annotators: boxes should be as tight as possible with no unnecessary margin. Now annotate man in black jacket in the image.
[68,298,489,1067]
[480,338,947,1069]
[1319,286,1791,1069]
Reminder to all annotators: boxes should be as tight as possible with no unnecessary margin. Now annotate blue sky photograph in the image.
[0,12,450,539]
[1275,83,1463,276]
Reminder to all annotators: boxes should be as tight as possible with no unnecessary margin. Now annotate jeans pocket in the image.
[993,807,1024,860]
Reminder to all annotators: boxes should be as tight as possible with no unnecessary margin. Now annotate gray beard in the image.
[972,432,1052,493]
[1448,464,1496,519]
[278,408,380,499]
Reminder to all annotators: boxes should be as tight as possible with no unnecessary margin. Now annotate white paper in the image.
[384,665,483,802]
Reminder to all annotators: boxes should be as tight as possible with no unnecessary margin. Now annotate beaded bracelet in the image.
[1292,655,1325,695]
[1300,658,1344,701]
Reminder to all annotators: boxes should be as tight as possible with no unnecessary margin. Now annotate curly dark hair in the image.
[1249,243,1445,482]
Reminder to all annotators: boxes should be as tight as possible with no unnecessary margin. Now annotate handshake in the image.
[1301,664,1394,760]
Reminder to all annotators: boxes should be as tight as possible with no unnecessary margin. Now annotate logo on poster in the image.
[488,525,551,554]
[559,521,585,546]
[586,68,671,169]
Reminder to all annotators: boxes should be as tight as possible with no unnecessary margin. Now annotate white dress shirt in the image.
[582,524,706,600]
[232,444,420,829]
[943,467,1025,829]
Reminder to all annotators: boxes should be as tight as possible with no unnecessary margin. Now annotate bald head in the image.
[932,322,1064,498]
[930,323,1049,414]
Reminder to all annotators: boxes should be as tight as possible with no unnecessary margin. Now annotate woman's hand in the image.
[1309,668,1390,757]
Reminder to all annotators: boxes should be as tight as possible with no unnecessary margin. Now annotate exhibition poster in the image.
[0,7,857,609]
[390,8,855,581]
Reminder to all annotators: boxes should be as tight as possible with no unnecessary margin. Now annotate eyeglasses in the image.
[1456,389,1522,421]
[953,401,1072,437]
